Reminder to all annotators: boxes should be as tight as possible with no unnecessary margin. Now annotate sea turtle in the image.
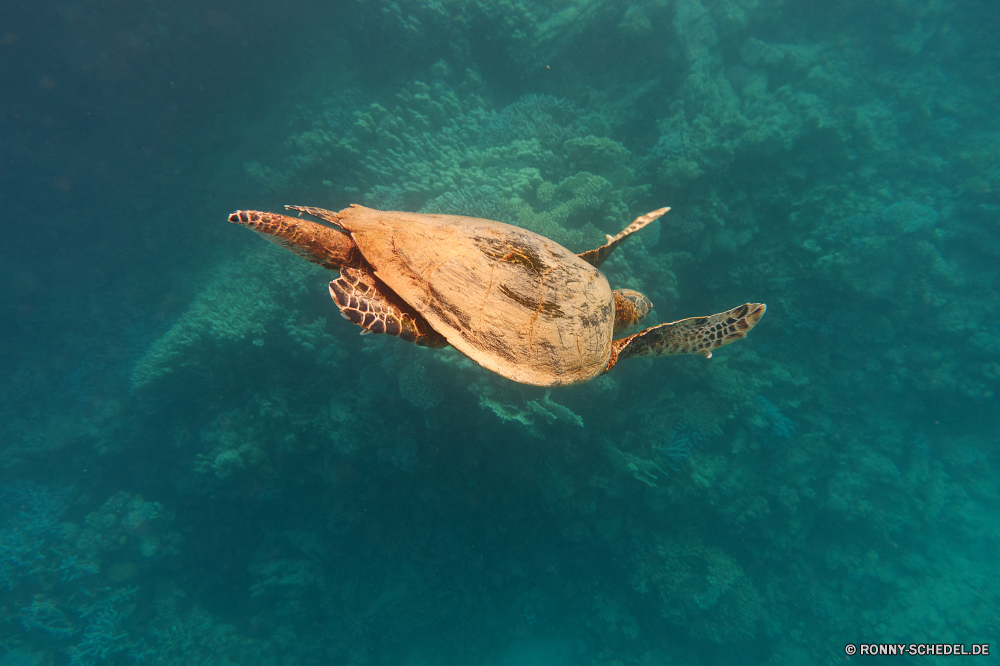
[228,204,765,386]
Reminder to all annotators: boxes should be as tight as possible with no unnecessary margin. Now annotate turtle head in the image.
[612,289,652,335]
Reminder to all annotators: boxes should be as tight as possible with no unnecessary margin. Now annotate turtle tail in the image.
[229,210,363,271]
[606,303,766,373]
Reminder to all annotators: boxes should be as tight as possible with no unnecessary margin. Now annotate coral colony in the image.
[3,1,998,665]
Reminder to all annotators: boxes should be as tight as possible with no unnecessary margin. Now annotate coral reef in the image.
[0,482,283,665]
[248,70,652,255]
[131,244,346,391]
[76,492,180,562]
[632,533,763,643]
[605,444,668,487]
[478,390,584,438]
[5,0,1000,664]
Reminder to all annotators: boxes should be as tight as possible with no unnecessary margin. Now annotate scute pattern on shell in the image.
[334,206,617,386]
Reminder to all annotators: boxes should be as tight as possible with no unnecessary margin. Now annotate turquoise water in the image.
[2,1,998,664]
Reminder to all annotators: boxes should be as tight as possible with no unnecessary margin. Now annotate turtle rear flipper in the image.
[577,207,670,268]
[330,267,448,348]
[229,210,362,270]
[606,303,765,372]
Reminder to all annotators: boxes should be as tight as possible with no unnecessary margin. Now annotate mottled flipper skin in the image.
[229,210,362,270]
[330,267,448,348]
[577,207,670,268]
[230,209,447,348]
[231,204,766,385]
[606,303,766,372]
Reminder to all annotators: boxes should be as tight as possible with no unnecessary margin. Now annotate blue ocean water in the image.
[1,1,998,665]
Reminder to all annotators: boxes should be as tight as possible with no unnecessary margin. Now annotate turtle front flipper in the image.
[605,303,765,373]
[330,266,448,348]
[577,207,670,268]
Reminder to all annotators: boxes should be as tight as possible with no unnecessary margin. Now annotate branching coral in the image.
[0,483,97,590]
[76,492,180,562]
[478,390,584,438]
[15,3,995,663]
[605,444,667,487]
[0,484,194,665]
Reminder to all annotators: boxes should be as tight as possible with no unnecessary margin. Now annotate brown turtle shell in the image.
[334,205,614,386]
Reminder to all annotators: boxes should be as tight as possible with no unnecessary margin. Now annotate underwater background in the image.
[2,1,999,664]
